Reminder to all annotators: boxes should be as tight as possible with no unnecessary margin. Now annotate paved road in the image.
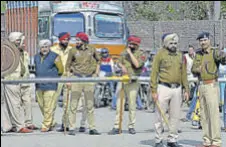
[1,102,226,147]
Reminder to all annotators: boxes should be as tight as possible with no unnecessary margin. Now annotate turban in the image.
[8,32,24,43]
[128,35,141,45]
[197,32,210,40]
[161,33,171,41]
[75,32,89,43]
[162,33,179,46]
[39,39,52,47]
[58,32,71,41]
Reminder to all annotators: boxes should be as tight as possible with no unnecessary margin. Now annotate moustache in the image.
[168,47,177,52]
[60,42,68,48]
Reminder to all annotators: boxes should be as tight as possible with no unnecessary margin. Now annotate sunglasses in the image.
[75,38,82,42]
[169,42,178,45]
[129,43,137,46]
[41,46,49,48]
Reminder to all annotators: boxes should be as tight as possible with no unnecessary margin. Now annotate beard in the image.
[168,46,177,52]
[129,47,136,52]
[18,45,25,51]
[60,42,68,49]
[76,44,82,49]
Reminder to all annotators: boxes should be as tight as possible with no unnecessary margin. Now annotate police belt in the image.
[159,81,180,88]
[199,79,217,85]
[74,73,92,77]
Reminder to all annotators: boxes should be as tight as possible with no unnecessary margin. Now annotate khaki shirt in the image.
[65,44,100,76]
[119,49,146,76]
[192,48,226,81]
[20,51,31,87]
[51,44,72,75]
[150,48,189,93]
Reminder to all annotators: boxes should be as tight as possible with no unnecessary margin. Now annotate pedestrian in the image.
[219,48,226,132]
[34,39,64,132]
[1,32,34,133]
[184,45,197,102]
[191,32,226,147]
[65,32,101,136]
[150,33,189,147]
[108,35,146,135]
[94,48,115,108]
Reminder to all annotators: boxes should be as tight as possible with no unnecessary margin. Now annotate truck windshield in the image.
[53,13,85,36]
[94,14,123,38]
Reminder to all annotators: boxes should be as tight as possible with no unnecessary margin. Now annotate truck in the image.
[4,1,129,70]
[38,1,129,56]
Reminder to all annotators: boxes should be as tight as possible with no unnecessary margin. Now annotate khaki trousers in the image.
[78,94,87,128]
[68,82,95,130]
[114,82,139,129]
[54,83,87,128]
[21,86,33,127]
[155,85,182,143]
[1,84,25,132]
[36,90,57,129]
[199,82,221,147]
[54,83,67,126]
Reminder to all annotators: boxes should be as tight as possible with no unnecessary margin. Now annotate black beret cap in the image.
[197,32,210,40]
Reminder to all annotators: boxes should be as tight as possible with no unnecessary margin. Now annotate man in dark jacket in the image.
[34,39,63,132]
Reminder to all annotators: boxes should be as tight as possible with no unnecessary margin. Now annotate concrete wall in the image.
[128,20,226,52]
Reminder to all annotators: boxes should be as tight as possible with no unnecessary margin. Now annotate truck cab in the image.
[38,1,129,58]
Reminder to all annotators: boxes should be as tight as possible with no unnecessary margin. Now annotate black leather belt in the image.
[74,73,92,77]
[159,81,180,88]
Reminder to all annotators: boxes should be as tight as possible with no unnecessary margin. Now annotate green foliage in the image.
[1,1,6,13]
[180,1,209,20]
[222,1,226,12]
[126,1,214,21]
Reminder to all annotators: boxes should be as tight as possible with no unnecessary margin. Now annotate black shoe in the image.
[178,129,182,133]
[154,141,165,147]
[128,128,136,134]
[79,127,86,133]
[56,124,69,132]
[149,109,155,113]
[221,127,226,132]
[68,130,76,136]
[89,129,101,135]
[8,127,17,133]
[167,142,183,147]
[108,128,120,135]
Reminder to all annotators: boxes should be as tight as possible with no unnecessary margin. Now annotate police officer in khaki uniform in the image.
[108,35,146,135]
[51,32,73,131]
[1,32,33,133]
[65,32,101,135]
[52,32,88,132]
[151,33,189,147]
[192,32,226,147]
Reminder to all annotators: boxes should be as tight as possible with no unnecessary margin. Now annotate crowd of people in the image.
[1,30,226,147]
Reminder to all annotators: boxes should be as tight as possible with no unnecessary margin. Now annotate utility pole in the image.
[214,1,221,20]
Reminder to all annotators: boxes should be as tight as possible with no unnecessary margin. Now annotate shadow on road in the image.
[140,139,155,146]
[140,139,202,147]
[179,139,202,146]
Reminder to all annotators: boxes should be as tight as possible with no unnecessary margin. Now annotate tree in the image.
[1,1,6,13]
[123,1,216,21]
[222,1,226,12]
